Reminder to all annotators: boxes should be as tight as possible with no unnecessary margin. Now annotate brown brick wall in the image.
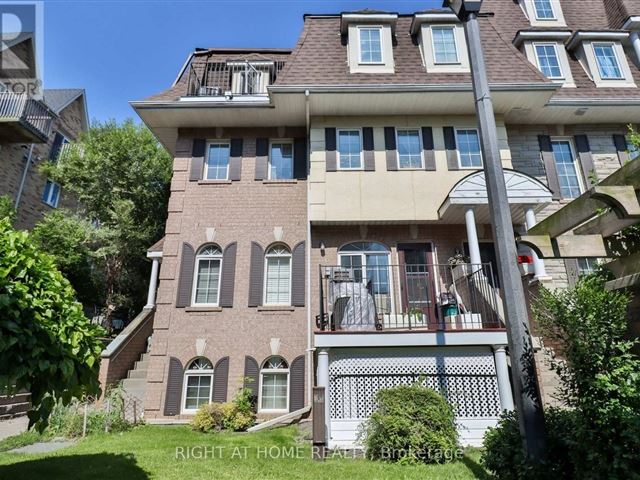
[146,127,309,419]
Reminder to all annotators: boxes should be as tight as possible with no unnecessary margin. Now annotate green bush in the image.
[482,408,576,480]
[0,195,15,223]
[360,383,459,464]
[191,403,224,433]
[191,387,256,433]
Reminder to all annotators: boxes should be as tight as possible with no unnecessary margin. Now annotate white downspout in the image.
[14,144,35,210]
[630,31,640,68]
[304,89,314,410]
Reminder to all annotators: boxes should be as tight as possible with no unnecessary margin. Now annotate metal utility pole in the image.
[444,0,547,461]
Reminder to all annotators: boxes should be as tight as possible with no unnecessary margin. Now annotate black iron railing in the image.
[0,92,54,141]
[316,263,504,332]
[186,60,285,97]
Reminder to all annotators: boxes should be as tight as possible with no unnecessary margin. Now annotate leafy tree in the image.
[0,219,105,430]
[0,194,15,223]
[42,119,172,325]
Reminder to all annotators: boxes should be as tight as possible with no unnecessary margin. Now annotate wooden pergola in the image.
[518,159,640,290]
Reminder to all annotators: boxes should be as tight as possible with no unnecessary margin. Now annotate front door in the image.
[397,243,438,327]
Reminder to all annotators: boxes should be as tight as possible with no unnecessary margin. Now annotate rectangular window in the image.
[194,258,221,305]
[593,43,623,79]
[50,132,70,163]
[533,0,555,19]
[396,129,423,169]
[551,140,582,198]
[42,180,60,207]
[534,44,563,78]
[577,258,598,276]
[432,26,459,64]
[337,129,362,169]
[269,141,293,180]
[260,373,288,410]
[265,256,291,305]
[184,375,212,410]
[205,142,230,180]
[628,140,640,161]
[456,129,483,168]
[358,27,383,64]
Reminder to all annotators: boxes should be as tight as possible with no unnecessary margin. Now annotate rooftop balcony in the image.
[316,263,505,334]
[0,92,55,143]
[185,59,285,99]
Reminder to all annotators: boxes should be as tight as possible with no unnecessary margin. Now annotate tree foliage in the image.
[41,119,172,323]
[0,194,15,224]
[0,219,105,430]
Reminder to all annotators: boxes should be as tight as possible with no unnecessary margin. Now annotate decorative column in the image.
[465,208,482,270]
[631,31,640,67]
[493,345,514,411]
[145,256,161,309]
[524,208,548,280]
[316,348,331,444]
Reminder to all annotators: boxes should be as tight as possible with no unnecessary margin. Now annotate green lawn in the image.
[0,425,490,480]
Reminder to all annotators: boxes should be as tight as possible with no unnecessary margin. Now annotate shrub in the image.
[191,403,224,433]
[361,383,459,464]
[482,408,576,480]
[0,195,15,223]
[191,387,256,433]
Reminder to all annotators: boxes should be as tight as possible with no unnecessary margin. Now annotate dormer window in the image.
[534,43,563,78]
[432,26,459,64]
[593,43,623,79]
[533,0,555,20]
[358,27,383,64]
[514,31,574,86]
[412,13,469,73]
[519,0,566,27]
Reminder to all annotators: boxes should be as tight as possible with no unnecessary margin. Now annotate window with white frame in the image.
[396,129,423,169]
[533,0,556,19]
[432,26,459,64]
[337,129,362,170]
[260,356,289,411]
[593,43,623,79]
[627,140,640,161]
[205,142,230,180]
[182,358,214,412]
[42,180,60,207]
[192,245,223,306]
[577,257,599,276]
[269,141,293,180]
[534,43,563,78]
[551,140,582,198]
[456,129,483,168]
[358,27,383,64]
[264,245,291,305]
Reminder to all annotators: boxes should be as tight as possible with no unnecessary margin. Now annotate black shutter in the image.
[219,242,237,308]
[574,135,595,188]
[190,139,206,181]
[443,127,458,171]
[325,128,337,172]
[229,138,243,181]
[422,127,436,171]
[291,241,305,307]
[613,134,629,166]
[362,127,375,171]
[248,242,264,307]
[50,132,64,162]
[255,138,269,180]
[289,355,305,412]
[243,356,260,411]
[384,127,397,171]
[164,357,183,416]
[212,357,229,403]
[293,137,307,179]
[565,259,580,288]
[176,243,195,308]
[538,135,561,200]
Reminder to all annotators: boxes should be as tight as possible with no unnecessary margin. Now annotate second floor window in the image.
[551,140,582,198]
[192,245,222,305]
[269,141,293,180]
[337,129,362,169]
[593,43,623,79]
[42,180,60,208]
[456,129,483,168]
[50,132,70,163]
[535,44,563,79]
[396,129,423,169]
[533,0,555,19]
[206,142,230,180]
[432,26,459,64]
[264,245,291,305]
[358,27,383,64]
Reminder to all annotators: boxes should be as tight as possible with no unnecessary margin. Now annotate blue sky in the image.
[42,0,442,123]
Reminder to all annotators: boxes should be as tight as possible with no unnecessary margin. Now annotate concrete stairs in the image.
[0,392,30,420]
[121,352,149,406]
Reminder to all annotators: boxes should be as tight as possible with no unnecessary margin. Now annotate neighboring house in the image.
[123,0,640,447]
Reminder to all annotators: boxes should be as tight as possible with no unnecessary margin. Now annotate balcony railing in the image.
[186,60,285,97]
[0,92,55,142]
[316,263,504,332]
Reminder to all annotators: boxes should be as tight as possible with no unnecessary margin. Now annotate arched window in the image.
[182,357,213,412]
[259,356,289,412]
[338,241,391,312]
[192,244,223,305]
[264,244,291,305]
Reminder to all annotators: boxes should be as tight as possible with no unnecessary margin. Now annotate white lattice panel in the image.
[329,348,501,420]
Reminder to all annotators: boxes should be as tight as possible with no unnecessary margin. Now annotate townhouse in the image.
[127,0,640,447]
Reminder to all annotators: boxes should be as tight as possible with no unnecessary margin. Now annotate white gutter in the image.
[14,144,34,209]
[622,16,640,30]
[566,31,629,50]
[269,83,558,93]
[547,98,640,106]
[513,30,572,47]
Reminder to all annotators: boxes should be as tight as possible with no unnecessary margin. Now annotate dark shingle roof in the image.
[43,88,84,114]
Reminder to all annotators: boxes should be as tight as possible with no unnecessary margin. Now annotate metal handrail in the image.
[186,60,286,97]
[0,92,55,139]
